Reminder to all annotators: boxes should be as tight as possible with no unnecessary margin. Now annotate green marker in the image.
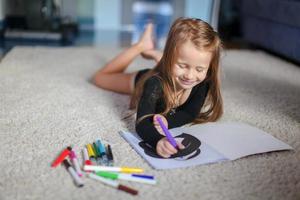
[93,142,102,165]
[97,171,118,179]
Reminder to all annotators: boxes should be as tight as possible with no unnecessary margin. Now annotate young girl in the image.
[93,17,223,158]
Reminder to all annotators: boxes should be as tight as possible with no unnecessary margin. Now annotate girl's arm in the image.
[135,77,165,147]
[136,77,183,158]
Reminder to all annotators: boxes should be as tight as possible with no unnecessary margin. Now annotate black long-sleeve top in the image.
[135,76,210,147]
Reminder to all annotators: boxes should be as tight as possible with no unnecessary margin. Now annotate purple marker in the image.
[156,116,178,148]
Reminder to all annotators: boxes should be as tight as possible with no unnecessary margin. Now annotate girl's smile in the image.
[178,77,196,86]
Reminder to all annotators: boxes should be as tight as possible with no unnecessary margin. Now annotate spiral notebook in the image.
[120,122,293,170]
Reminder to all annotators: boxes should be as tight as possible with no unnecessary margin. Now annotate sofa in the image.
[240,0,300,63]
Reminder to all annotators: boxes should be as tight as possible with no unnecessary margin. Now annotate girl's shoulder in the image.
[195,78,210,89]
[144,74,163,87]
[141,75,164,101]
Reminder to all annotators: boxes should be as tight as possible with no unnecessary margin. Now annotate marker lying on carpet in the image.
[63,159,84,187]
[82,147,92,173]
[86,144,97,164]
[93,142,102,165]
[83,147,92,165]
[156,116,178,148]
[96,171,156,185]
[84,165,144,173]
[106,144,114,166]
[96,139,108,165]
[68,147,83,177]
[132,174,154,179]
[88,173,138,195]
[51,147,70,168]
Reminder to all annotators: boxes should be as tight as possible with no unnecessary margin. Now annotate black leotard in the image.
[135,75,210,147]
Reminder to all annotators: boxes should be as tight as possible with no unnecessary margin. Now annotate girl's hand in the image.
[153,114,168,135]
[156,138,185,158]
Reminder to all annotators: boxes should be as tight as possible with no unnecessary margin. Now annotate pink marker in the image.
[68,147,83,177]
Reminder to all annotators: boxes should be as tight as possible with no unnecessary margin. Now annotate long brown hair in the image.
[130,17,223,124]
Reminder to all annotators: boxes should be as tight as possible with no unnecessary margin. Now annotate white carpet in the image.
[0,46,299,200]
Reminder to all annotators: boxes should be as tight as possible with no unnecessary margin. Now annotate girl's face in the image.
[172,40,212,90]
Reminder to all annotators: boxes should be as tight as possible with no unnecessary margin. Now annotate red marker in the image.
[89,173,138,195]
[51,148,71,168]
[85,160,92,165]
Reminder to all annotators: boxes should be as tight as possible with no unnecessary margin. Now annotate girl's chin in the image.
[179,84,194,89]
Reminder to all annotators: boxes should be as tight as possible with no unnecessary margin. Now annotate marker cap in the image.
[51,148,70,168]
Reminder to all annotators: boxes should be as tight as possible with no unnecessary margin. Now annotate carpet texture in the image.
[0,46,299,200]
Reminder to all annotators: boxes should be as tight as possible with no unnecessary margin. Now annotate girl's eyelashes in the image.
[177,63,186,68]
[196,68,204,73]
[177,64,181,67]
[177,63,206,73]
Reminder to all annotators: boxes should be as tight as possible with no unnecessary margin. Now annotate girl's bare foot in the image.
[141,49,163,63]
[137,23,155,52]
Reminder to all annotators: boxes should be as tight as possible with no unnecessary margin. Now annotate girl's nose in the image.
[184,69,194,80]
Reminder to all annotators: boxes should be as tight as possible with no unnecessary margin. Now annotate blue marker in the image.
[132,174,154,179]
[96,139,108,165]
[156,116,178,149]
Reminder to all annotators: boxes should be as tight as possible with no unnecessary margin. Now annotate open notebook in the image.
[120,122,293,170]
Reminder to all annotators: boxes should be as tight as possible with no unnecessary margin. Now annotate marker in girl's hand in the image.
[156,116,178,149]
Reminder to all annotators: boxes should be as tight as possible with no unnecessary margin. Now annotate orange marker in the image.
[51,148,71,168]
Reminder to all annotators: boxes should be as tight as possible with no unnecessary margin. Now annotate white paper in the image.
[180,122,293,160]
[120,131,227,170]
[120,122,293,169]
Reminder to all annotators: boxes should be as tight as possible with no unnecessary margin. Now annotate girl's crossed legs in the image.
[93,24,163,95]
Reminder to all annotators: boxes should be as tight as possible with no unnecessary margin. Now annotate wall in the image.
[185,0,220,30]
[77,0,94,30]
[94,0,121,30]
[0,0,216,31]
[121,0,185,30]
[79,0,214,31]
[185,0,212,22]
